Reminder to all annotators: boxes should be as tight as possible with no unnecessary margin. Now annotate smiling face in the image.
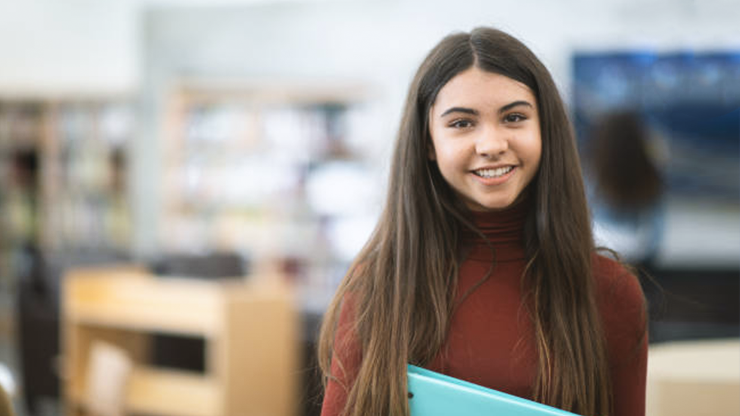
[428,67,542,212]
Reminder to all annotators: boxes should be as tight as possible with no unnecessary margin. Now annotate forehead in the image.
[432,67,537,114]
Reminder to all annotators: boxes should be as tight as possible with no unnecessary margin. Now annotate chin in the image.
[470,199,517,212]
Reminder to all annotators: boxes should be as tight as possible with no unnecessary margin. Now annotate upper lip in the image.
[471,165,516,171]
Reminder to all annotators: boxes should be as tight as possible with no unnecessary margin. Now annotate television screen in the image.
[573,51,740,202]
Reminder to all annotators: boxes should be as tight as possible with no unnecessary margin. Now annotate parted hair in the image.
[318,27,612,416]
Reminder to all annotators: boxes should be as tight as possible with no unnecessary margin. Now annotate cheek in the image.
[434,143,465,172]
[429,144,457,184]
[520,132,542,166]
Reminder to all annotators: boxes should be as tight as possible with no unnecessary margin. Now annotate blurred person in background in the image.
[586,111,665,268]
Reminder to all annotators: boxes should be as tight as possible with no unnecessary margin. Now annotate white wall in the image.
[0,0,139,96]
[2,0,738,96]
[0,0,738,263]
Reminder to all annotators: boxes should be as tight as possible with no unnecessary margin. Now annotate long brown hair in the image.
[318,27,612,416]
[589,111,663,209]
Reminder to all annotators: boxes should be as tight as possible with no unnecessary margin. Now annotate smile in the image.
[473,166,514,179]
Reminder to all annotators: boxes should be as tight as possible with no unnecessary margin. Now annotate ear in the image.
[427,142,437,161]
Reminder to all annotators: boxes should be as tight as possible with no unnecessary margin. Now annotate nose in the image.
[475,125,508,158]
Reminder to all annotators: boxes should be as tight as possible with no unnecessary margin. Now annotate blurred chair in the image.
[16,244,58,415]
[17,248,130,415]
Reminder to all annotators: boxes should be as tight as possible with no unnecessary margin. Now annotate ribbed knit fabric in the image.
[321,201,647,416]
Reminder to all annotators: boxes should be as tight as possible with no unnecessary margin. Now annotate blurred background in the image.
[0,0,738,415]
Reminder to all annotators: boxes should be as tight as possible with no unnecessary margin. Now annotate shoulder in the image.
[592,252,648,361]
[592,252,644,309]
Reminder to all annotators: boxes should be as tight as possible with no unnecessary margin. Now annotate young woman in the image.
[318,27,647,416]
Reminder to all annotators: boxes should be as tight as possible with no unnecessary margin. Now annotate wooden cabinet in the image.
[62,266,298,416]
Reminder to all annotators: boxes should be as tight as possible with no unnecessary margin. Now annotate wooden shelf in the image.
[62,267,299,416]
[126,368,220,416]
[68,368,219,416]
[65,273,225,336]
[0,98,133,256]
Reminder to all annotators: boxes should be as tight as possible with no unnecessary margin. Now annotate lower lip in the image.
[471,167,517,186]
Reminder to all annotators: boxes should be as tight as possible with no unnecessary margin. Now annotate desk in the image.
[62,267,298,416]
[647,339,740,416]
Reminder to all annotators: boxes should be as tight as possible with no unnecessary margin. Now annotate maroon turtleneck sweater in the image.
[321,202,647,416]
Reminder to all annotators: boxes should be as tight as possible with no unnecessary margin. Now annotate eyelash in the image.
[447,113,528,129]
[449,119,475,129]
[504,113,527,123]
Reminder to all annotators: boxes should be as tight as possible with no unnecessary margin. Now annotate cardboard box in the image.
[647,339,740,416]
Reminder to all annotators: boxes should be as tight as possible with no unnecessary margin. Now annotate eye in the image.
[503,113,527,123]
[448,119,475,129]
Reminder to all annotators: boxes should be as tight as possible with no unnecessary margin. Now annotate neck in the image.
[463,197,530,262]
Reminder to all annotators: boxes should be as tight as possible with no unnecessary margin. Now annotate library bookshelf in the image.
[158,78,379,304]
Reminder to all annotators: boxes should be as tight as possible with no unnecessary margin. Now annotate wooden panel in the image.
[125,368,220,416]
[65,273,225,336]
[220,284,299,416]
[647,339,740,416]
[651,380,740,416]
[63,325,149,416]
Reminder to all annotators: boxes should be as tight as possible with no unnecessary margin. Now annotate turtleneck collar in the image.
[463,197,530,262]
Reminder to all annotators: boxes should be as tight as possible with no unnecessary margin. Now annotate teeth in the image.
[475,166,513,178]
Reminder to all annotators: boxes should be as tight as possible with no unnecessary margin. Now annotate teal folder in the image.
[407,365,579,415]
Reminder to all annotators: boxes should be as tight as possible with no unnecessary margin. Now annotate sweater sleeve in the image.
[321,294,362,416]
[595,255,648,416]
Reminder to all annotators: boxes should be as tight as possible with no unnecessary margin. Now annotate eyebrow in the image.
[439,107,478,117]
[498,100,534,114]
[438,100,534,118]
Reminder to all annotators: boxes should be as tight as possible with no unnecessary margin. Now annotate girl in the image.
[318,27,647,416]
